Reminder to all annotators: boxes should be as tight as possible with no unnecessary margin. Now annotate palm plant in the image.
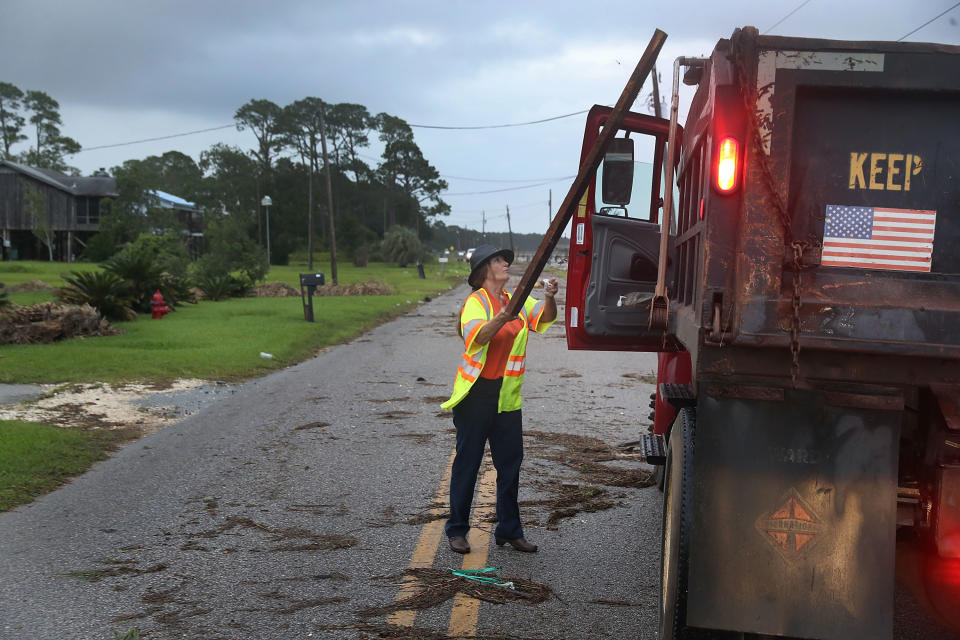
[104,249,168,312]
[56,271,137,322]
[196,273,252,301]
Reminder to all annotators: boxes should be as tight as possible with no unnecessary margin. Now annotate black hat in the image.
[468,244,514,289]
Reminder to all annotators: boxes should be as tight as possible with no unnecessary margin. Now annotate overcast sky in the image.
[2,1,958,235]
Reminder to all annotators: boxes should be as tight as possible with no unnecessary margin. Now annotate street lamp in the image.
[261,195,272,265]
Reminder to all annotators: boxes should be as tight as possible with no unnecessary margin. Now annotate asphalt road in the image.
[0,273,663,640]
[2,271,959,640]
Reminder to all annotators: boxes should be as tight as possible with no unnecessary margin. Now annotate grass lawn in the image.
[0,420,131,511]
[0,258,470,384]
[0,256,470,512]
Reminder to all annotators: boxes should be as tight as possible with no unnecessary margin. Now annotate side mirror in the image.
[601,137,634,206]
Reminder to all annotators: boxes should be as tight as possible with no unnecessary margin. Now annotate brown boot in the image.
[495,537,538,552]
[448,536,470,554]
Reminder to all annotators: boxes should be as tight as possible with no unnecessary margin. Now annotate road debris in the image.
[361,567,554,617]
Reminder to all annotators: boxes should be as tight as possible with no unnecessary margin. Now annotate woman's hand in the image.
[543,278,559,298]
[541,278,559,323]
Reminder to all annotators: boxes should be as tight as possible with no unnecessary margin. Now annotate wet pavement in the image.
[0,384,49,406]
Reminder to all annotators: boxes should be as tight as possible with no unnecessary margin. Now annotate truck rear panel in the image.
[680,32,960,386]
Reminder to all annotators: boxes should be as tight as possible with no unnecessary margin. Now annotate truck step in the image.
[641,433,667,465]
[660,383,697,409]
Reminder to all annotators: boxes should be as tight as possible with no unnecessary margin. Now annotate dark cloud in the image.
[2,0,957,233]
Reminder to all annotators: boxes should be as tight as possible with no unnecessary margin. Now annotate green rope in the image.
[448,566,515,590]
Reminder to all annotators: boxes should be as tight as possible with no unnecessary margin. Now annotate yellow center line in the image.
[388,448,457,628]
[447,455,498,638]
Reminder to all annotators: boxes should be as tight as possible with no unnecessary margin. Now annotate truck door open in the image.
[566,105,680,351]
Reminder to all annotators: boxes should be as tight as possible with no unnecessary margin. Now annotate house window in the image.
[76,197,101,224]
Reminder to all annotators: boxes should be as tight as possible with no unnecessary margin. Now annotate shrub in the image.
[104,248,169,313]
[56,271,137,322]
[202,216,268,282]
[352,246,369,267]
[381,226,422,267]
[195,273,252,301]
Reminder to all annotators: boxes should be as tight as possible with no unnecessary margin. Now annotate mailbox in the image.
[299,273,325,322]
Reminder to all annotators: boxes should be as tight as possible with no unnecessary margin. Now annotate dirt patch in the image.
[293,421,330,431]
[378,410,415,420]
[519,482,616,528]
[317,623,452,640]
[361,567,554,617]
[421,395,449,404]
[61,559,167,582]
[404,512,447,526]
[520,430,653,523]
[524,430,622,465]
[572,462,653,488]
[621,372,657,384]
[188,515,357,552]
[250,282,300,297]
[0,302,120,344]
[368,397,410,403]
[588,599,639,607]
[240,594,349,614]
[314,280,392,296]
[0,379,218,436]
[389,432,435,444]
[6,279,51,292]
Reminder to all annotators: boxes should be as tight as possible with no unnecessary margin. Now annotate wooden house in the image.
[0,159,117,261]
[0,160,205,261]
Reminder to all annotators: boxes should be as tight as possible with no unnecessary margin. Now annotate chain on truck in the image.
[558,26,960,640]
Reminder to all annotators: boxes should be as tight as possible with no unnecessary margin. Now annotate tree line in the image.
[1,83,459,282]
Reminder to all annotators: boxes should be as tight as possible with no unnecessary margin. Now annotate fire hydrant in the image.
[150,289,170,319]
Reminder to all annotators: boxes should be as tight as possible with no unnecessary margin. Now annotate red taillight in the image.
[716,136,740,193]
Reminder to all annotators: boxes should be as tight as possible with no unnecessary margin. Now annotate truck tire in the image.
[654,463,665,492]
[660,407,710,639]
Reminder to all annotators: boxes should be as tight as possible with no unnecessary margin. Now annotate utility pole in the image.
[548,189,552,224]
[319,104,338,285]
[652,63,663,118]
[482,210,486,240]
[506,205,514,254]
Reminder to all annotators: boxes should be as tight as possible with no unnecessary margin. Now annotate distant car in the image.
[465,248,476,261]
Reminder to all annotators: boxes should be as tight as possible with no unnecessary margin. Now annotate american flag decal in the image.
[821,205,937,272]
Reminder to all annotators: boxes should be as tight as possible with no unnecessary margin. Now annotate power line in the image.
[70,124,236,153]
[763,0,814,34]
[408,110,589,130]
[898,1,960,41]
[443,180,566,196]
[71,107,593,155]
[442,173,573,183]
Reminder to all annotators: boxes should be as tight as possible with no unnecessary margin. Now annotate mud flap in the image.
[686,387,900,640]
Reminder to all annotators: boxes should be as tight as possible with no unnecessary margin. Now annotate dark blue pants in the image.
[445,377,525,540]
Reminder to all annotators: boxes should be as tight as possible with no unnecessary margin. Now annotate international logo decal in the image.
[756,489,824,556]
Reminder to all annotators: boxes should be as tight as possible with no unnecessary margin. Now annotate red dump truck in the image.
[563,26,960,640]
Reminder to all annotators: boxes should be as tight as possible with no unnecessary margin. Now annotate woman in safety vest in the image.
[441,244,558,554]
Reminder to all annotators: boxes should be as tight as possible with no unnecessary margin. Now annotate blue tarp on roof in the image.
[148,189,198,210]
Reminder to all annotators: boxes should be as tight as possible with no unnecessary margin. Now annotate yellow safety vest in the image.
[441,288,555,413]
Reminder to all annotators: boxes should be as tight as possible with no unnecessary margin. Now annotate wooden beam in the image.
[505,28,667,317]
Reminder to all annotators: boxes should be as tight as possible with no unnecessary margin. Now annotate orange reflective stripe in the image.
[529,300,546,329]
[508,355,524,361]
[462,353,482,367]
[465,321,484,348]
[503,368,525,377]
[458,366,477,383]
